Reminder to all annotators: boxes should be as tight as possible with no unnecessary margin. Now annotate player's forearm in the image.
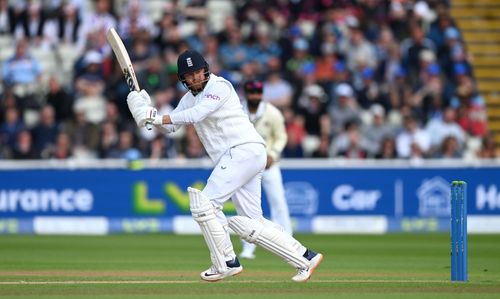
[169,105,212,124]
[273,134,287,153]
[272,125,288,154]
[160,115,173,125]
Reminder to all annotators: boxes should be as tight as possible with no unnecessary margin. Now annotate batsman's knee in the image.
[188,187,216,223]
[228,216,264,243]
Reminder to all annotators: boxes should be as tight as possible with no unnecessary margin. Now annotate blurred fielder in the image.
[240,80,292,259]
[126,50,323,282]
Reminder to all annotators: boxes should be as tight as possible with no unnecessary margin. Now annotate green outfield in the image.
[0,234,499,298]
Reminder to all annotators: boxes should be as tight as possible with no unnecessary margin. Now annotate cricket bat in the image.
[106,28,152,130]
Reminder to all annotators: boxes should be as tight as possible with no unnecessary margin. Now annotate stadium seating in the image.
[453,0,500,147]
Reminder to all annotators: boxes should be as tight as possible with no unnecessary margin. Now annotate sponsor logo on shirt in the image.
[204,93,220,101]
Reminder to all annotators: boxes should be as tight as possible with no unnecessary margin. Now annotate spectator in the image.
[75,50,105,95]
[2,39,42,111]
[181,125,206,158]
[16,1,46,43]
[251,23,282,74]
[186,19,209,54]
[450,62,473,91]
[396,115,431,159]
[128,29,158,73]
[355,67,386,109]
[31,105,59,155]
[388,65,412,111]
[338,16,377,74]
[137,55,169,93]
[328,61,351,105]
[179,0,208,21]
[311,135,331,158]
[375,136,398,159]
[149,135,175,159]
[46,132,73,160]
[73,50,107,124]
[313,40,338,87]
[400,24,436,86]
[219,27,251,71]
[216,15,239,45]
[78,0,117,52]
[12,129,39,159]
[435,135,462,159]
[0,106,24,150]
[410,62,446,122]
[45,77,74,123]
[362,104,396,157]
[262,70,293,110]
[0,90,16,124]
[154,6,181,53]
[388,0,412,40]
[329,83,360,136]
[427,2,456,51]
[97,121,118,158]
[56,3,82,45]
[375,26,398,83]
[61,108,100,158]
[333,121,368,159]
[360,0,390,41]
[118,0,153,40]
[105,101,129,131]
[476,134,498,159]
[285,38,314,85]
[202,34,221,71]
[283,110,305,158]
[0,0,16,35]
[296,84,329,137]
[441,27,467,76]
[108,130,141,160]
[425,106,465,153]
[452,81,488,137]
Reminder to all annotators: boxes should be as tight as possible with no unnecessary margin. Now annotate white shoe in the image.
[292,251,323,282]
[200,258,243,282]
[240,249,256,259]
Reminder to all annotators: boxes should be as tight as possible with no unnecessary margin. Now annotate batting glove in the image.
[127,90,162,127]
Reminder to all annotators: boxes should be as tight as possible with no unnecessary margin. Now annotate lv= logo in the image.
[132,181,236,214]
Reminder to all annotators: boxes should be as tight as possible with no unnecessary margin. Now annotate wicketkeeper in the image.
[126,50,323,282]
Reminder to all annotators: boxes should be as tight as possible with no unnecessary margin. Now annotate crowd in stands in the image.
[0,0,496,161]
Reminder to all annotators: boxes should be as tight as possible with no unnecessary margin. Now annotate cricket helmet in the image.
[243,80,263,94]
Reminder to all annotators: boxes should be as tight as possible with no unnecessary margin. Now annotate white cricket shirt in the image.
[166,74,265,163]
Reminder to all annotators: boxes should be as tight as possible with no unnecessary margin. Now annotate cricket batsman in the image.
[126,49,323,282]
[240,79,293,259]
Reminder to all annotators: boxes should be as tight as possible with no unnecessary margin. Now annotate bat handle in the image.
[145,122,153,130]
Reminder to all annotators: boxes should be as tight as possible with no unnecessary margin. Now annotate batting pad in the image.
[229,216,310,269]
[188,187,227,273]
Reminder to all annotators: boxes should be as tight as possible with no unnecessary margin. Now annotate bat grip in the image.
[145,122,153,130]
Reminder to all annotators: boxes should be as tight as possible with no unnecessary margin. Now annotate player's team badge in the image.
[186,57,193,67]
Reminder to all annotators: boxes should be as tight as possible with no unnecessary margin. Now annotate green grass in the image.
[0,234,499,298]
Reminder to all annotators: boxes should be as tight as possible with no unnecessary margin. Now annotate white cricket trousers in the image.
[201,142,267,260]
[242,164,292,255]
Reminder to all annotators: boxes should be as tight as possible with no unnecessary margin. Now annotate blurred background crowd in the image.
[0,0,496,162]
